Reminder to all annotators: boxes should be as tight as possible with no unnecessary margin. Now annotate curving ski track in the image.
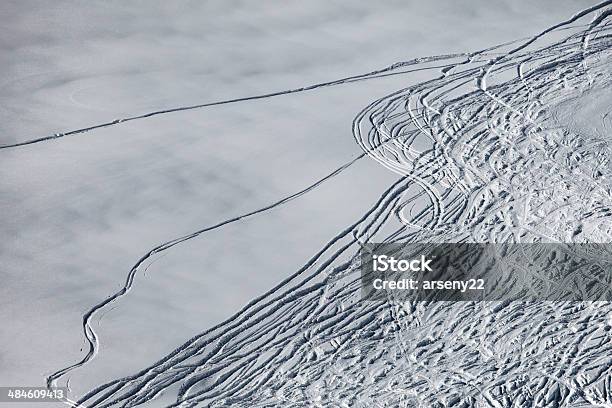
[29,2,612,407]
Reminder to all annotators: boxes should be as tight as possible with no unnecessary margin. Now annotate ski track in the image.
[15,1,612,407]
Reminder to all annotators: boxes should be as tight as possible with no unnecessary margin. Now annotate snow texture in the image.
[3,1,612,407]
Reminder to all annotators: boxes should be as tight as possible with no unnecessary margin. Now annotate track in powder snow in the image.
[17,1,612,407]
